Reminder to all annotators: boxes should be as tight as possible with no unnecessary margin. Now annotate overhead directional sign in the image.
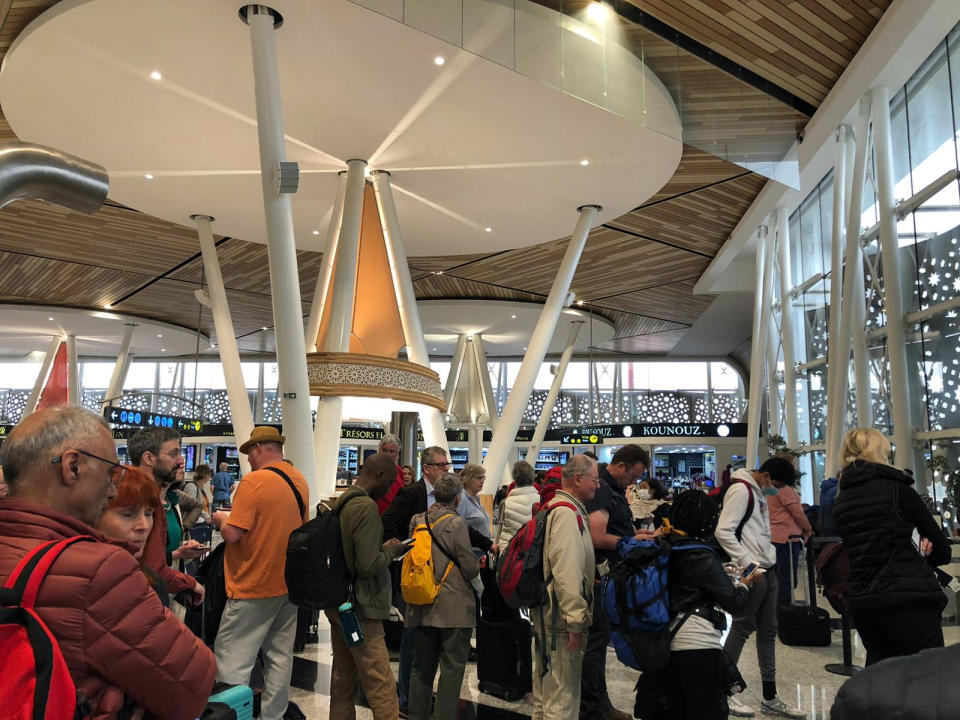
[104,406,203,436]
[561,432,604,445]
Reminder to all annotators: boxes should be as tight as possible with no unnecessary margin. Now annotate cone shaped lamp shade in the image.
[308,183,445,422]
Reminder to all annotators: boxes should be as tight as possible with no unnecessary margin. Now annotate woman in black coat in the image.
[833,428,951,666]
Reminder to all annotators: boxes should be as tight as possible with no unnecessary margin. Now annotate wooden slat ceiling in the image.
[0,1,892,358]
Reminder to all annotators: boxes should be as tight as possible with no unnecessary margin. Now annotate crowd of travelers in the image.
[0,405,956,720]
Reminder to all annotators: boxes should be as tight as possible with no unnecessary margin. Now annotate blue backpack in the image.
[601,537,713,672]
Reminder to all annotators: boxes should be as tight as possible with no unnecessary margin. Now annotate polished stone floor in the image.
[283,612,960,719]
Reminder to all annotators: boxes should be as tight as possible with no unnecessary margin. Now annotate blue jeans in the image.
[774,541,802,606]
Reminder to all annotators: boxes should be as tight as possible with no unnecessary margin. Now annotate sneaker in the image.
[760,696,806,718]
[729,696,756,717]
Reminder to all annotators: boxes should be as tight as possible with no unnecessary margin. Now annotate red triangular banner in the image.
[37,343,68,410]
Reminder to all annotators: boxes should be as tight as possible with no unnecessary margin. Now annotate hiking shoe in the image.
[760,696,806,718]
[729,696,756,717]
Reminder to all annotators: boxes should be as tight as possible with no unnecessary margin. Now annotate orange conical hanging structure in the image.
[314,183,406,358]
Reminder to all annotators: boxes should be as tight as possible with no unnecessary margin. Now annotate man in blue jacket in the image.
[212,462,235,512]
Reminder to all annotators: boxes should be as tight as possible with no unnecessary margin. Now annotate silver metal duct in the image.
[0,142,108,213]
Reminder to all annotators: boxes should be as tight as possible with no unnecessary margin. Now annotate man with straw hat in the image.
[212,426,309,720]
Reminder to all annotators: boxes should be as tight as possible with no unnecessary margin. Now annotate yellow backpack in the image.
[401,513,457,605]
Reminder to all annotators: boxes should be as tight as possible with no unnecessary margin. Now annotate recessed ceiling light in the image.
[157,334,163,338]
[587,1,608,22]
[103,304,112,309]
[436,271,444,275]
[150,70,162,81]
[312,230,320,235]
[261,326,268,331]
[144,173,154,180]
[160,348,166,352]
[577,300,584,306]
[210,344,217,349]
[511,314,517,319]
[432,348,437,351]
[48,316,54,321]
[434,56,445,66]
[484,227,492,232]
[580,159,590,166]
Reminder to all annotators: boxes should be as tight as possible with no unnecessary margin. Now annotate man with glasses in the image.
[533,454,598,720]
[129,426,206,604]
[0,405,216,719]
[581,444,650,720]
[382,446,497,715]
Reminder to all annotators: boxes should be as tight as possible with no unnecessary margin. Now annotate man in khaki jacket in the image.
[327,452,406,720]
[533,454,598,720]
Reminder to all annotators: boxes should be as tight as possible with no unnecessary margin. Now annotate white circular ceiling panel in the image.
[0,0,682,255]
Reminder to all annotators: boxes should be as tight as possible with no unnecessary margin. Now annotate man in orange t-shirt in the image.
[212,427,309,720]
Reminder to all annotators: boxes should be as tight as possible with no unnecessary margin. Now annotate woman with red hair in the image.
[97,466,168,603]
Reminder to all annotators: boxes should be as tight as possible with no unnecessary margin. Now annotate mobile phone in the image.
[401,538,415,545]
[742,562,758,578]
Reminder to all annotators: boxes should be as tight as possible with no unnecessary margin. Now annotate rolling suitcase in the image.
[202,684,254,720]
[476,615,533,701]
[777,538,831,647]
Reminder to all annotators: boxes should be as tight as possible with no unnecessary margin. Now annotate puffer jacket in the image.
[667,536,748,619]
[495,485,539,548]
[0,498,216,720]
[833,461,950,611]
[831,642,960,720]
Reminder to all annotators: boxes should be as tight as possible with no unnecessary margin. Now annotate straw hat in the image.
[239,426,286,454]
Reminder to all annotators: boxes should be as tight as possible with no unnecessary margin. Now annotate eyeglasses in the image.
[424,461,452,469]
[52,449,128,485]
[579,473,600,484]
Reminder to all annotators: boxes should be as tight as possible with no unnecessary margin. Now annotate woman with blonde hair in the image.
[833,428,951,665]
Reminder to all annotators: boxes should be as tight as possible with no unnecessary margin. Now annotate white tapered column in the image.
[825,126,850,478]
[314,159,366,497]
[872,87,914,471]
[101,323,135,412]
[472,335,511,485]
[776,207,800,449]
[23,336,62,419]
[66,334,79,405]
[306,171,347,351]
[830,97,872,467]
[746,227,772,469]
[244,4,317,486]
[194,214,253,476]
[525,320,582,463]
[766,311,782,439]
[482,205,599,494]
[372,170,449,454]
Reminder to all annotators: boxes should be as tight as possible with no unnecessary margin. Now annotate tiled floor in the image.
[284,613,960,719]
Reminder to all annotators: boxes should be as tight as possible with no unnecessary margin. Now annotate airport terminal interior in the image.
[2,0,960,718]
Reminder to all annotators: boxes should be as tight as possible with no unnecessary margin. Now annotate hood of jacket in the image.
[820,476,838,493]
[730,468,760,490]
[839,460,913,490]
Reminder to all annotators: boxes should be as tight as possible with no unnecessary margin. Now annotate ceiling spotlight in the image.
[103,304,112,310]
[160,348,166,352]
[587,1,609,22]
[150,70,163,81]
[577,300,584,306]
[436,271,444,275]
[261,326,268,331]
[434,56,445,66]
[432,348,437,351]
[580,159,590,166]
[484,227,492,232]
[511,314,517,319]
[48,316,54,321]
[210,343,217,349]
[312,230,320,235]
[144,173,154,180]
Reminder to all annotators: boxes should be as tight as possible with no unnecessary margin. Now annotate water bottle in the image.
[338,601,364,647]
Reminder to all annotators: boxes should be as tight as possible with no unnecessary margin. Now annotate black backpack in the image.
[285,493,361,610]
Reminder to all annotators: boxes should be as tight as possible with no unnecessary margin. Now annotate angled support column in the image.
[372,170,449,454]
[872,87,914,472]
[746,227,772,469]
[244,4,317,487]
[313,159,366,497]
[194,214,254,476]
[525,320,583,464]
[766,308,782,439]
[776,206,800,449]
[305,171,347,351]
[830,97,872,465]
[444,334,469,412]
[66,334,79,406]
[23,336,62,419]
[825,126,850,479]
[101,322,135,412]
[482,205,599,495]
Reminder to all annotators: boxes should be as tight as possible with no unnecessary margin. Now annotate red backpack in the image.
[496,499,584,609]
[1,536,93,720]
[535,466,564,512]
